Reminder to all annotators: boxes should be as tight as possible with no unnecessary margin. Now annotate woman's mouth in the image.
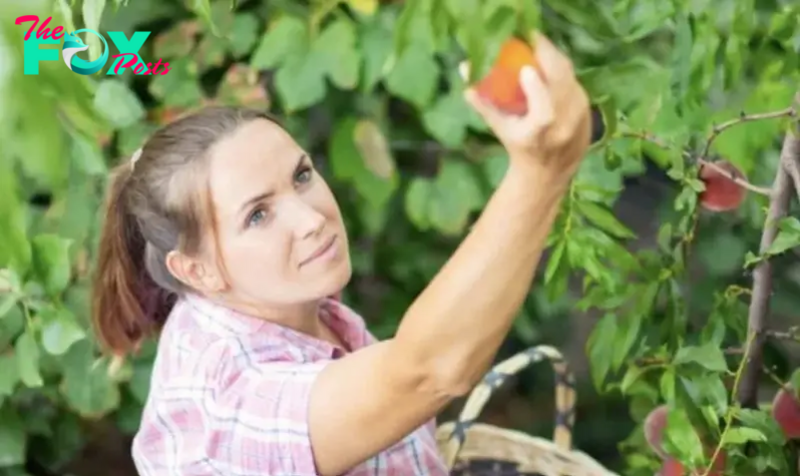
[300,235,338,267]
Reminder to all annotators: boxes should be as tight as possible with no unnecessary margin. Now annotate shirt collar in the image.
[181,292,361,360]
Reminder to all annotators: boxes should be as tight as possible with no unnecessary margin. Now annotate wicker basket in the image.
[435,345,618,476]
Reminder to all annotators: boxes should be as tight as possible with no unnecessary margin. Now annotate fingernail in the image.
[458,61,470,81]
[521,65,534,81]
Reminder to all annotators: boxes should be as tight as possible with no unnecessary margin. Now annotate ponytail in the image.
[91,163,173,356]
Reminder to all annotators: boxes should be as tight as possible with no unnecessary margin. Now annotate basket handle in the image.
[440,345,577,468]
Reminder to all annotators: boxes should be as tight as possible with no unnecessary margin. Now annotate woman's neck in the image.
[210,293,336,344]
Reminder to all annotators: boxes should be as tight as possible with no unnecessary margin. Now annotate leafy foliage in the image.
[1,0,799,474]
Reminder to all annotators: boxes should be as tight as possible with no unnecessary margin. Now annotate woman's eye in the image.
[247,208,267,227]
[295,166,313,184]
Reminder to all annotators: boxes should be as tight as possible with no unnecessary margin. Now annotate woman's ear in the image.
[165,249,225,293]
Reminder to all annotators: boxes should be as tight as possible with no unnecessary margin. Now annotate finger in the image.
[519,65,554,127]
[463,87,505,130]
[528,31,575,83]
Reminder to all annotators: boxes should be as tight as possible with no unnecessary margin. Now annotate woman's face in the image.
[204,118,351,306]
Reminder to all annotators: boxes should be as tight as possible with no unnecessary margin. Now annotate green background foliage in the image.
[1,0,799,474]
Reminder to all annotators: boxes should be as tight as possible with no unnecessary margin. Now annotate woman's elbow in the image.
[387,342,476,400]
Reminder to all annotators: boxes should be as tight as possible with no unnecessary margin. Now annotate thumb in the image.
[519,65,554,128]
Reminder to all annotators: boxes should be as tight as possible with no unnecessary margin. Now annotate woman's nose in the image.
[283,198,325,239]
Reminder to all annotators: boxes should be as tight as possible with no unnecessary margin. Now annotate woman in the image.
[91,32,591,476]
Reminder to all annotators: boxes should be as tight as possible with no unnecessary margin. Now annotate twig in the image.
[736,97,800,410]
[766,326,800,343]
[700,107,797,160]
[702,331,756,476]
[695,158,773,196]
[622,131,773,196]
[621,131,690,159]
[782,150,800,203]
[635,347,743,366]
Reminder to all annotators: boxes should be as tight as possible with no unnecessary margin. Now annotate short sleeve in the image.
[132,346,331,476]
[206,358,331,475]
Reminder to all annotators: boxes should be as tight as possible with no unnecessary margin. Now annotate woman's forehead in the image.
[207,120,302,213]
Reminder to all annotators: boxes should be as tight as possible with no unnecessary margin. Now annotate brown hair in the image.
[91,106,279,356]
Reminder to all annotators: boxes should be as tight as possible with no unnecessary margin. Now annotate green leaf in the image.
[481,153,509,188]
[329,117,398,208]
[385,46,440,109]
[346,0,377,15]
[224,14,259,57]
[663,407,705,464]
[405,178,434,230]
[670,13,694,100]
[427,160,484,235]
[190,0,218,36]
[129,361,154,404]
[93,80,145,129]
[620,366,647,394]
[55,0,76,33]
[0,172,31,276]
[660,368,676,402]
[612,284,656,370]
[586,313,617,391]
[724,426,767,445]
[0,354,19,397]
[62,363,121,418]
[312,18,362,90]
[82,0,107,62]
[61,341,120,418]
[575,200,635,239]
[589,97,617,149]
[421,90,474,147]
[736,409,786,445]
[673,343,729,373]
[790,368,800,393]
[359,16,394,92]
[31,234,73,297]
[0,294,20,320]
[353,119,396,179]
[250,15,308,70]
[41,308,86,356]
[0,404,26,467]
[16,330,43,388]
[680,374,728,416]
[764,227,800,257]
[274,53,327,112]
[148,59,204,107]
[544,240,566,284]
[70,132,107,176]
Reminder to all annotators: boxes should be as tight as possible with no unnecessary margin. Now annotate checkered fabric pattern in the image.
[131,292,448,475]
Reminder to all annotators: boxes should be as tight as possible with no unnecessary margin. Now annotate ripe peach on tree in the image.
[473,36,541,116]
[771,373,800,441]
[697,160,747,212]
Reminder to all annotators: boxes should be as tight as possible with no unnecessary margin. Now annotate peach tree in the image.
[0,0,799,475]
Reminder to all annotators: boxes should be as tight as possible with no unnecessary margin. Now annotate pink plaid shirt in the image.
[131,292,449,475]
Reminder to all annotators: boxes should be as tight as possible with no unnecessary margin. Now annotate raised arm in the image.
[308,33,592,475]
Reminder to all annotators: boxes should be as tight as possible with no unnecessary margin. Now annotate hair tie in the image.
[131,148,143,170]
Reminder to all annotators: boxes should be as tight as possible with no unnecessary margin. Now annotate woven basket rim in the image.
[436,422,619,476]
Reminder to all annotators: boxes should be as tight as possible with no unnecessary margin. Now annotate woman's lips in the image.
[301,235,337,266]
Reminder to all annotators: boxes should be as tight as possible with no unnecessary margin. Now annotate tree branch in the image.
[766,326,800,344]
[737,99,800,409]
[622,131,773,196]
[700,107,797,160]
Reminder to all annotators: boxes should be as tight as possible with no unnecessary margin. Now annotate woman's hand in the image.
[460,32,592,187]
